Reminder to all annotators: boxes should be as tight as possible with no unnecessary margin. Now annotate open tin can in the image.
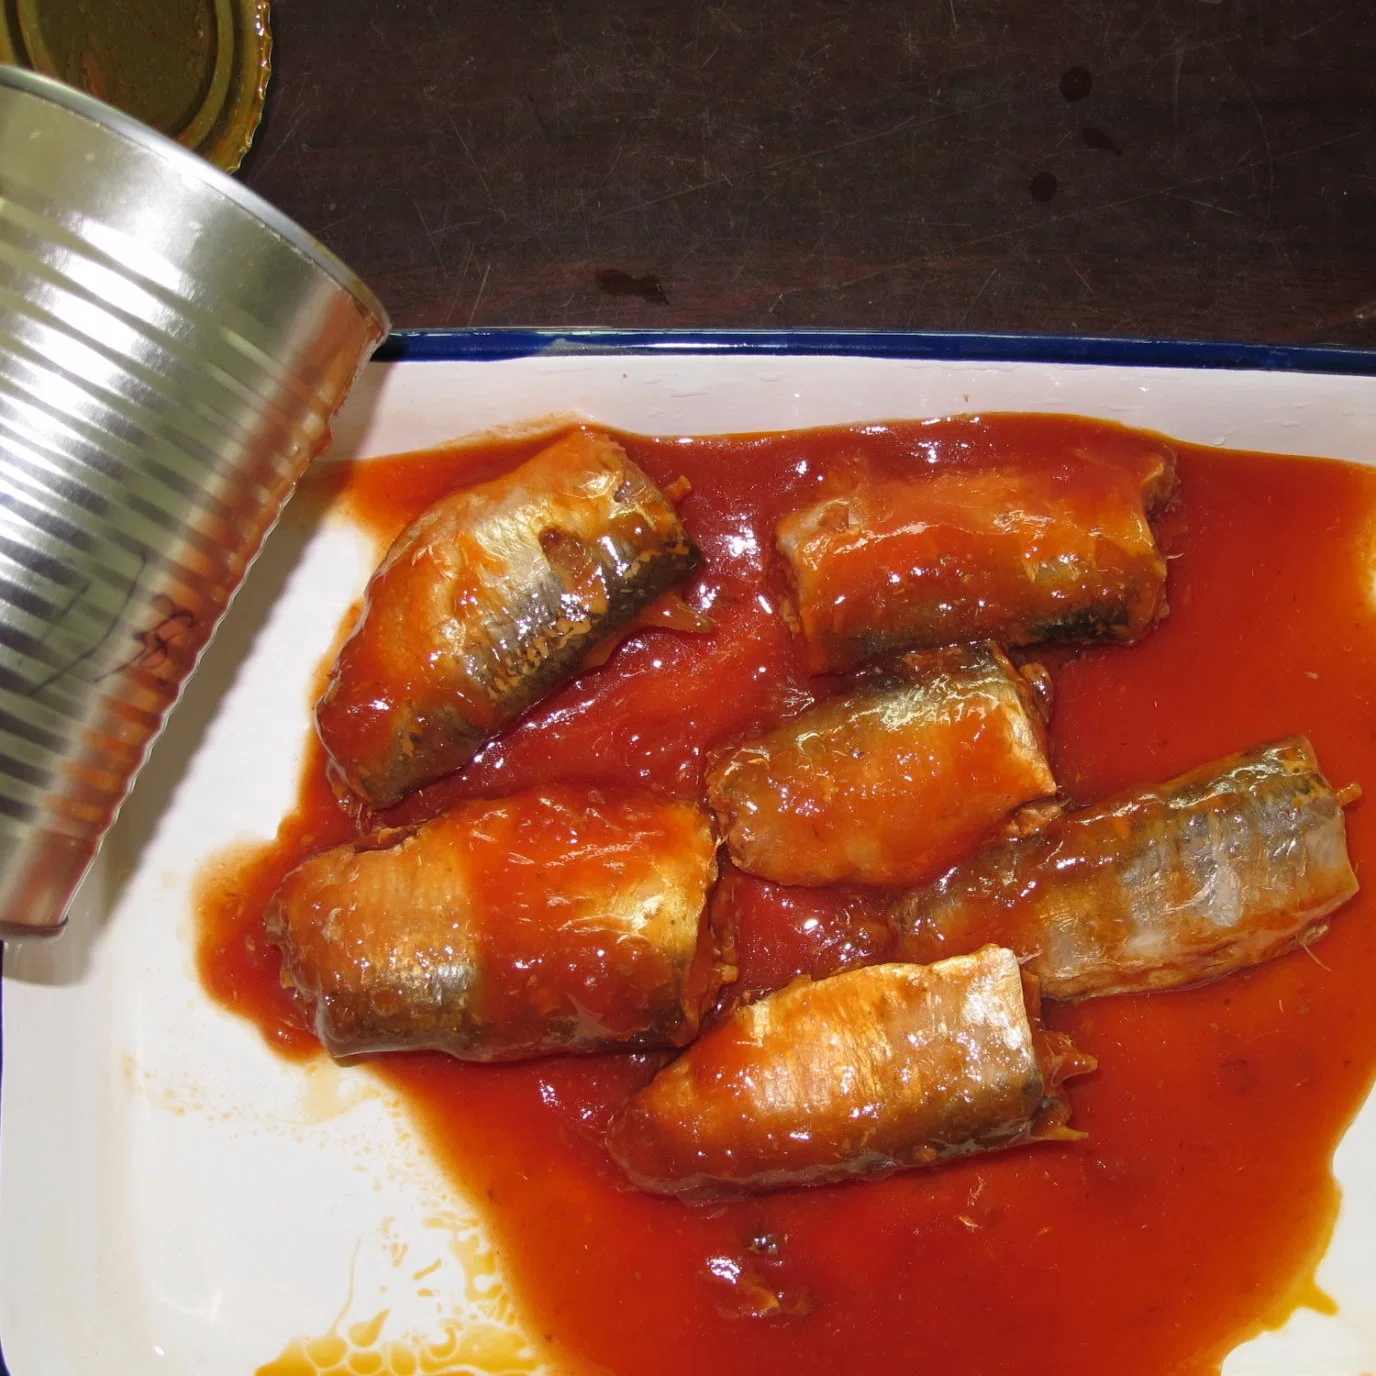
[0,66,390,938]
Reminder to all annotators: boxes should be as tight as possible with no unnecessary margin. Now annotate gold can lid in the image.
[0,0,271,173]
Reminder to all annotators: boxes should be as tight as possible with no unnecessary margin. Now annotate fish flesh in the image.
[892,738,1359,999]
[316,428,699,808]
[605,945,1091,1198]
[775,446,1176,674]
[705,642,1055,886]
[266,784,722,1060]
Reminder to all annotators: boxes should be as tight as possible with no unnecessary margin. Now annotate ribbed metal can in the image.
[0,67,389,938]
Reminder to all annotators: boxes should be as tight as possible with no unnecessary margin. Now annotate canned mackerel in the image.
[0,67,389,937]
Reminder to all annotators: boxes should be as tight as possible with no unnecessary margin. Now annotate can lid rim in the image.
[0,64,390,335]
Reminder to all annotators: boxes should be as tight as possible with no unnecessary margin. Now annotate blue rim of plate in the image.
[5,323,1376,1376]
[372,326,1376,372]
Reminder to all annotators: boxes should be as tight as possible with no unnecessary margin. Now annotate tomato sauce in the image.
[196,414,1376,1376]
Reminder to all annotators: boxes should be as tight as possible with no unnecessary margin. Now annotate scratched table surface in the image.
[239,0,1376,342]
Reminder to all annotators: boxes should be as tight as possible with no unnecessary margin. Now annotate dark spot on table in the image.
[595,269,670,304]
[1083,127,1124,155]
[1059,67,1092,102]
[1029,172,1058,202]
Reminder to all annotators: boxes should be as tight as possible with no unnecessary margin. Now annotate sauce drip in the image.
[197,415,1376,1376]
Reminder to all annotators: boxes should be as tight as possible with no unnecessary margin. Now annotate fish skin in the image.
[316,428,699,809]
[605,947,1087,1198]
[608,952,1078,1199]
[893,737,1359,1000]
[775,448,1175,674]
[265,785,721,1061]
[705,642,1055,887]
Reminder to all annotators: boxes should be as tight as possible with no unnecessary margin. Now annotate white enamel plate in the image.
[4,333,1376,1375]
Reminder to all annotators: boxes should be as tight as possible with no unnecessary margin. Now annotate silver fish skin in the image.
[893,737,1359,1000]
[705,642,1055,887]
[605,946,1090,1199]
[316,428,699,809]
[265,785,721,1061]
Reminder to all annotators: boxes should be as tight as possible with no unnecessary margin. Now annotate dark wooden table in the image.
[240,0,1376,343]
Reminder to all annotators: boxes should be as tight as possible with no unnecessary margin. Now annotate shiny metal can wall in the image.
[0,66,389,938]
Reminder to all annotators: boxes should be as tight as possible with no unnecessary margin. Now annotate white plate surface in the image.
[4,350,1376,1375]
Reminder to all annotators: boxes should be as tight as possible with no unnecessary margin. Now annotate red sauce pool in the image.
[196,414,1376,1375]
